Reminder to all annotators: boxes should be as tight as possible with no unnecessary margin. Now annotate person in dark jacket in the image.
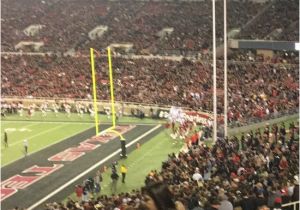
[110,171,119,194]
[240,191,258,210]
[204,197,220,210]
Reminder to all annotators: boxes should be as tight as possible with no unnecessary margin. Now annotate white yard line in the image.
[27,124,161,210]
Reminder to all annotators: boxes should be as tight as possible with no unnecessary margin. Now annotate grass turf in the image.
[1,121,94,166]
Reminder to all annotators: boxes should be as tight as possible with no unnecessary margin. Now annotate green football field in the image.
[1,120,94,166]
[1,112,166,166]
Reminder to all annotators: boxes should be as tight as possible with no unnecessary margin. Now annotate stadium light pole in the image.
[212,0,217,142]
[224,0,228,137]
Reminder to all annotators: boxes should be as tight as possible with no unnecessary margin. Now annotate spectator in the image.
[111,171,119,194]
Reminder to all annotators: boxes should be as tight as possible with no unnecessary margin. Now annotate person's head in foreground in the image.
[139,182,185,210]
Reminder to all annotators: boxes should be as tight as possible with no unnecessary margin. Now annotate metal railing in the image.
[282,201,299,210]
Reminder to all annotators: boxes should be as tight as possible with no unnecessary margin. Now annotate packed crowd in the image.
[41,121,299,210]
[226,60,298,125]
[144,121,299,210]
[1,54,298,125]
[227,50,299,65]
[2,0,298,54]
[238,0,299,41]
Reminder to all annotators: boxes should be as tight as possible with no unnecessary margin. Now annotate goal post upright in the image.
[90,48,100,135]
[89,47,125,140]
[107,47,117,129]
[106,47,125,140]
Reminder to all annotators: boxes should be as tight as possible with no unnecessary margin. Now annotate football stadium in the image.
[1,0,299,209]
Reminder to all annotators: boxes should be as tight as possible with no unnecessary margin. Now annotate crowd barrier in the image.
[282,201,299,210]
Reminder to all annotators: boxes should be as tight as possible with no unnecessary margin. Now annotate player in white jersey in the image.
[40,102,48,117]
[88,105,95,118]
[17,102,24,117]
[64,103,71,118]
[105,107,111,119]
[76,102,84,118]
[52,103,59,117]
[27,104,35,118]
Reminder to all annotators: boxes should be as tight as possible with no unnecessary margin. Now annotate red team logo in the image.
[1,164,63,201]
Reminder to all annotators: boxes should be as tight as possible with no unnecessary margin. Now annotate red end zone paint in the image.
[0,188,17,201]
[48,142,100,161]
[87,134,112,143]
[48,150,85,162]
[68,142,100,152]
[2,175,41,190]
[49,125,135,161]
[1,164,63,201]
[22,165,64,175]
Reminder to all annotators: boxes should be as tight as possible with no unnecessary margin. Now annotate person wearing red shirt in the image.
[191,133,198,145]
[279,156,288,170]
[75,185,83,201]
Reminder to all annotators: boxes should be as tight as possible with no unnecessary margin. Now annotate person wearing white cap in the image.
[291,175,299,205]
[192,167,203,181]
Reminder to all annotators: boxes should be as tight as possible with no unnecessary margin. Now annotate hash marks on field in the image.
[3,123,37,133]
[5,128,32,132]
